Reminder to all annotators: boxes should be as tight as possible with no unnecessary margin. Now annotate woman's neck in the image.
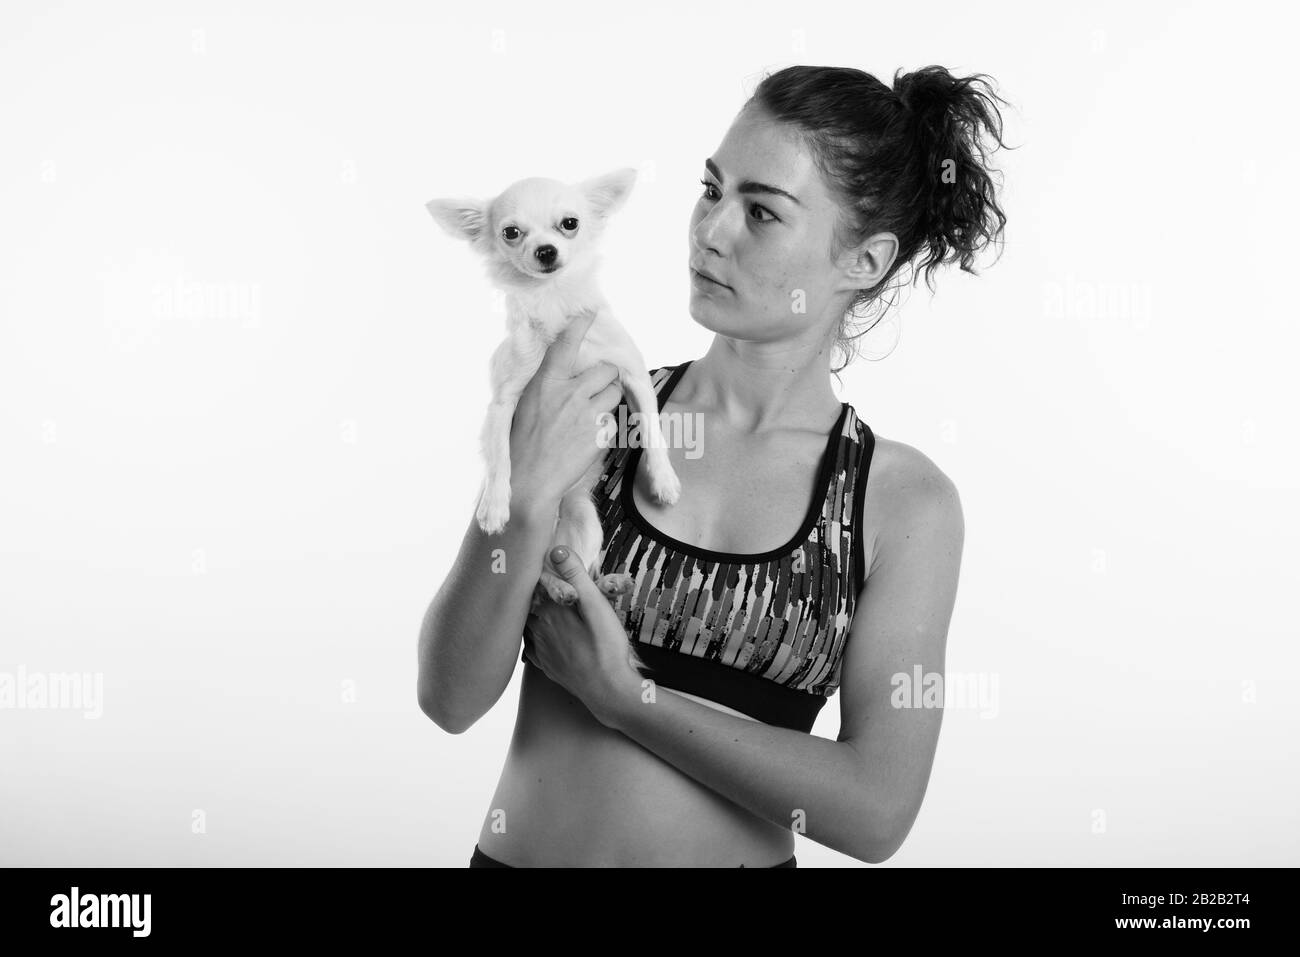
[673,340,843,434]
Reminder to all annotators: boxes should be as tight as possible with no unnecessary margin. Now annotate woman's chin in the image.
[688,306,749,338]
[687,300,725,331]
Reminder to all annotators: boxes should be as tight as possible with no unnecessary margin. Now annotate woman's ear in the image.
[838,231,899,292]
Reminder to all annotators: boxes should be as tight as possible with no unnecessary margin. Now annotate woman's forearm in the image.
[599,684,901,863]
[417,493,559,733]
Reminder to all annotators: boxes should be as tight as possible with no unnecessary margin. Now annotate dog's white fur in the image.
[427,168,680,610]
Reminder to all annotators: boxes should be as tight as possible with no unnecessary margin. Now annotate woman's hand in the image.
[523,545,643,727]
[509,311,624,511]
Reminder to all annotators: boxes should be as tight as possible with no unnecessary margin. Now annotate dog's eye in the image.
[501,226,521,241]
[560,217,579,232]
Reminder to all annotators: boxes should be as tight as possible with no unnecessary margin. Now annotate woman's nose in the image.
[692,201,733,255]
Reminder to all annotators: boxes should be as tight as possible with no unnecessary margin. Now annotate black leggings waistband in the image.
[470,843,796,868]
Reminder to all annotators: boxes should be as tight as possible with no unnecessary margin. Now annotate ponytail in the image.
[892,65,1010,291]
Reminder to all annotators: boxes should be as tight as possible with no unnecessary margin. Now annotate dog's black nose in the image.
[534,245,557,265]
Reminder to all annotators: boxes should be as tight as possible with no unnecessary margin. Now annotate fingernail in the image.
[550,546,569,564]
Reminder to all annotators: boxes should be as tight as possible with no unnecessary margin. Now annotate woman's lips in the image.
[690,267,730,290]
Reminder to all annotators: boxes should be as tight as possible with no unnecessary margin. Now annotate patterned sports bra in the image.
[525,360,876,734]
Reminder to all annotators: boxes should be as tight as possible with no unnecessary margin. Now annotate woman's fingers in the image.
[545,546,603,606]
[574,359,621,397]
[588,380,624,413]
[536,309,598,379]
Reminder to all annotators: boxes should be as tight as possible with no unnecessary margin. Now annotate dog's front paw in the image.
[539,571,578,606]
[476,483,511,534]
[595,572,634,601]
[649,468,681,507]
[476,501,510,535]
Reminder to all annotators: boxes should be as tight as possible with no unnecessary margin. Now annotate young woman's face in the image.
[687,105,851,346]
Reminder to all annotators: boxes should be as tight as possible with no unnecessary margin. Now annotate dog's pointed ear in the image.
[426,197,488,243]
[579,167,638,223]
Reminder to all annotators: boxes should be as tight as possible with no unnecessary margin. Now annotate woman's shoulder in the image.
[863,431,963,533]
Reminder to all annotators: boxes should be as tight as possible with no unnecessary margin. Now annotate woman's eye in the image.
[698,178,777,223]
[560,217,578,231]
[502,226,520,241]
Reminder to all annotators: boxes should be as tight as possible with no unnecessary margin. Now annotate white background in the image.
[1,0,1296,867]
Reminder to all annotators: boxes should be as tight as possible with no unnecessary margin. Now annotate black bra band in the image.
[628,643,827,733]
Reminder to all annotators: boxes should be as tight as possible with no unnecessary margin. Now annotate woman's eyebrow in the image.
[705,157,802,205]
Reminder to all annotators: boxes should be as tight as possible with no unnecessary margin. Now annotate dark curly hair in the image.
[745,64,1011,372]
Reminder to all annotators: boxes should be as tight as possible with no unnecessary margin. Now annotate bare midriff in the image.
[474,663,796,867]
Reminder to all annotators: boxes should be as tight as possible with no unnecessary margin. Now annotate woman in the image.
[418,64,1009,867]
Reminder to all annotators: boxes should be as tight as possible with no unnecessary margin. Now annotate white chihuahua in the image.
[426,168,681,608]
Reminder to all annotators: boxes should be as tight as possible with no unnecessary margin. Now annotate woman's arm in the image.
[594,459,964,863]
[417,313,622,733]
[417,493,561,734]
